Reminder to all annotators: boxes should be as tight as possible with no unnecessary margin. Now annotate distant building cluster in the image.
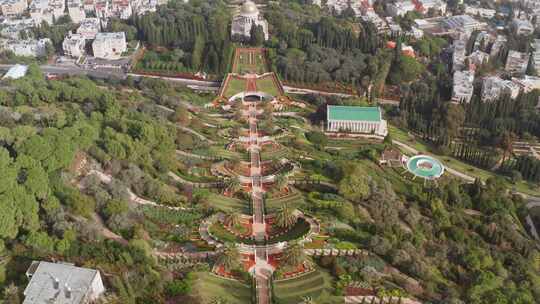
[0,0,159,59]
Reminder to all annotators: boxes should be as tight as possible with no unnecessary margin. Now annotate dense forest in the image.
[0,65,208,302]
[131,0,233,75]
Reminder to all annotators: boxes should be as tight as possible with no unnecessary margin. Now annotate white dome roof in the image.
[240,1,259,15]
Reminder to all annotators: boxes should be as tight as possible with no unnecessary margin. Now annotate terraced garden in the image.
[192,272,252,304]
[273,269,340,304]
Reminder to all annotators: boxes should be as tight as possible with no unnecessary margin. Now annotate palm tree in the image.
[227,176,242,195]
[216,244,240,272]
[224,212,241,228]
[275,203,297,229]
[274,173,289,192]
[282,243,305,268]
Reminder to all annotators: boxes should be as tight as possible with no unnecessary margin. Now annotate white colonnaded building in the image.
[326,105,388,136]
[231,0,269,40]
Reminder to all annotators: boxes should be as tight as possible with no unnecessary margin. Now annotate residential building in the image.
[386,0,416,17]
[360,11,388,34]
[467,50,490,68]
[472,31,494,52]
[92,32,126,60]
[94,0,110,19]
[481,76,520,101]
[67,0,86,23]
[452,70,475,103]
[23,261,105,304]
[1,18,36,39]
[416,0,446,15]
[0,0,27,16]
[490,35,507,58]
[231,1,269,41]
[63,32,86,58]
[464,5,496,19]
[326,106,388,136]
[442,15,486,33]
[452,38,467,71]
[0,38,51,57]
[111,0,131,19]
[137,0,157,15]
[49,0,66,19]
[29,0,54,25]
[76,18,101,39]
[505,50,530,76]
[512,18,534,36]
[533,39,540,74]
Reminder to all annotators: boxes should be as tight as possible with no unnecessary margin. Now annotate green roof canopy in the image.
[327,106,382,122]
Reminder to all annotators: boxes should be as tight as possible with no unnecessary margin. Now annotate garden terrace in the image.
[265,217,311,244]
[192,272,252,303]
[232,48,269,75]
[207,193,251,214]
[272,269,339,304]
[265,190,305,212]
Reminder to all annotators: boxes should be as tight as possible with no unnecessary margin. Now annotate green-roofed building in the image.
[326,106,388,136]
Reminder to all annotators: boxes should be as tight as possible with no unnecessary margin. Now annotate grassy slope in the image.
[273,268,341,304]
[192,272,252,304]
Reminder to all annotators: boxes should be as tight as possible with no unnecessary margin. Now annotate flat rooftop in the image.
[327,106,382,122]
[23,261,100,304]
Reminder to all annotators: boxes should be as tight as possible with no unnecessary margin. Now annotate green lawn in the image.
[223,77,247,98]
[273,269,340,304]
[207,193,250,213]
[192,272,252,304]
[256,76,281,97]
[234,50,268,74]
[266,191,305,212]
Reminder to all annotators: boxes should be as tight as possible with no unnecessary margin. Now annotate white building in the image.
[0,0,27,16]
[481,76,520,102]
[3,64,27,79]
[0,38,51,57]
[92,32,126,60]
[442,15,486,33]
[452,38,467,72]
[23,261,105,304]
[111,0,132,19]
[67,0,86,23]
[231,1,269,41]
[467,50,490,68]
[386,0,416,17]
[417,0,446,15]
[1,18,36,39]
[29,0,54,25]
[452,70,475,103]
[326,106,388,136]
[464,6,496,19]
[76,17,101,39]
[505,50,530,76]
[63,32,86,58]
[512,18,534,36]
